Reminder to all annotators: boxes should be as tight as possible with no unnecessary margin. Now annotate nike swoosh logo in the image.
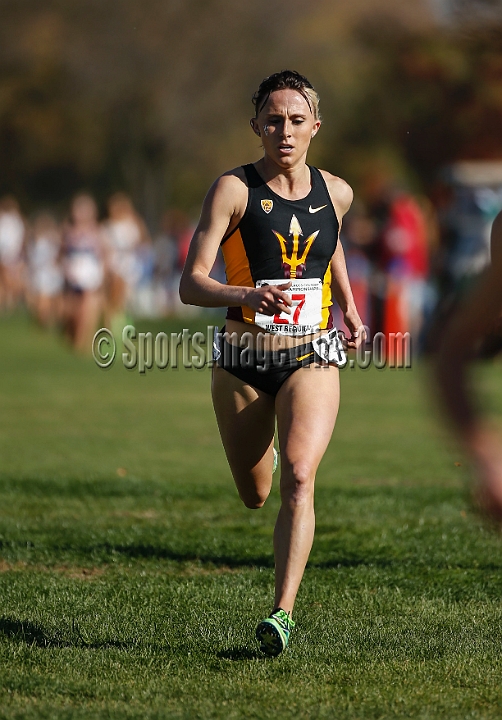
[309,204,327,214]
[296,351,314,362]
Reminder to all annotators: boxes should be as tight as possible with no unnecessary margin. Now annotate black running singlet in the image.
[221,163,339,330]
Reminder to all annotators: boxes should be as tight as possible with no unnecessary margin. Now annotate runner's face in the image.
[251,89,320,167]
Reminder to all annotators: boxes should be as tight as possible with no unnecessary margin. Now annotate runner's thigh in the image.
[211,365,276,505]
[275,364,340,478]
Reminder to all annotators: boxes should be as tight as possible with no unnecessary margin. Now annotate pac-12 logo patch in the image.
[261,199,273,214]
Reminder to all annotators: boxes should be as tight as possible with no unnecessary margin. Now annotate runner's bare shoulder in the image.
[205,166,248,218]
[318,170,353,216]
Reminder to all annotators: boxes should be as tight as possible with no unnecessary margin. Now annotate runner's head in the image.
[252,70,321,122]
[250,71,321,164]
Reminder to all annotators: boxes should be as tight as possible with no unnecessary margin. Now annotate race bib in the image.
[312,328,347,367]
[254,278,323,336]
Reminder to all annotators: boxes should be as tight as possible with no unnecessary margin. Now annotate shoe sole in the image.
[255,620,286,657]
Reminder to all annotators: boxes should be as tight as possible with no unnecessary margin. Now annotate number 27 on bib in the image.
[254,278,323,336]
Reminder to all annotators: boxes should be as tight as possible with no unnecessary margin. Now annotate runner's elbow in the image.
[179,273,196,305]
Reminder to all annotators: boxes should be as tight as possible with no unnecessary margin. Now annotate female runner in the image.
[180,70,365,656]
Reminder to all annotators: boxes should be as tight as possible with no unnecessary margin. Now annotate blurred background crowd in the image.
[1,0,502,354]
[0,192,205,352]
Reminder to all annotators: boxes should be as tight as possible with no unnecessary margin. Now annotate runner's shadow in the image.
[217,646,262,661]
[95,544,274,568]
[0,617,147,650]
[0,617,60,648]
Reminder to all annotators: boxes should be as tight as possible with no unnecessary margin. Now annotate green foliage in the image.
[1,1,502,216]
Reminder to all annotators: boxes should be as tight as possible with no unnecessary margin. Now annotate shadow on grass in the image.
[0,617,152,650]
[84,545,502,572]
[76,543,430,570]
[88,544,275,568]
[4,539,502,572]
[0,618,58,647]
[217,647,262,661]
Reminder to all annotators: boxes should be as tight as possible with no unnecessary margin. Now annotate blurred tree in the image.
[0,0,501,222]
[0,0,309,219]
[302,1,502,193]
[432,0,502,24]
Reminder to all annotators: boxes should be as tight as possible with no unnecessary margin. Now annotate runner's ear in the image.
[250,119,261,137]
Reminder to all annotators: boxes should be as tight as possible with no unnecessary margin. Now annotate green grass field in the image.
[1,313,502,719]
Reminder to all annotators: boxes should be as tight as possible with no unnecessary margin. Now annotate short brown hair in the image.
[252,70,320,121]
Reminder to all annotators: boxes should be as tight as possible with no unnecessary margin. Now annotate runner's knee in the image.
[238,486,270,509]
[280,463,315,507]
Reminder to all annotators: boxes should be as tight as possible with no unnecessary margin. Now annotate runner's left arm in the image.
[323,173,365,349]
[330,242,364,349]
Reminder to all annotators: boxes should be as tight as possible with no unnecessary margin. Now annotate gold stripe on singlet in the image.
[221,228,255,323]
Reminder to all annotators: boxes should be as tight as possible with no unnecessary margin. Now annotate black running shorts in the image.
[214,327,345,396]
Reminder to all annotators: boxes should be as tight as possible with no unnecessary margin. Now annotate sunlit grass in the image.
[1,313,502,719]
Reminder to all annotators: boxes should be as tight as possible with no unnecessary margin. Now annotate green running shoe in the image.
[256,609,295,657]
[272,448,279,474]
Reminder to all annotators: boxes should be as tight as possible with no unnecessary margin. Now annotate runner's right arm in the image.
[179,172,291,316]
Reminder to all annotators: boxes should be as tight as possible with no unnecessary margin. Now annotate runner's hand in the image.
[343,307,365,349]
[245,282,292,316]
